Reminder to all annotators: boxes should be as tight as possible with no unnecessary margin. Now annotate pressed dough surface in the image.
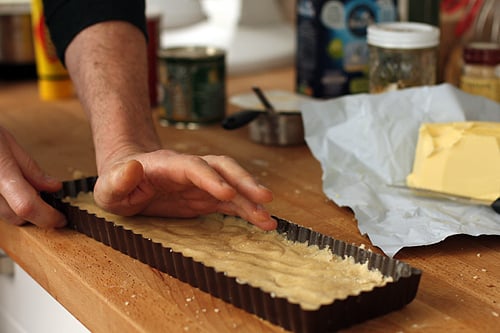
[65,192,391,310]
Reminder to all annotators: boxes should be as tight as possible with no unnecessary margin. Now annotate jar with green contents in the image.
[367,22,440,93]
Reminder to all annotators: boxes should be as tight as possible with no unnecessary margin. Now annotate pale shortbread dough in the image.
[65,192,391,310]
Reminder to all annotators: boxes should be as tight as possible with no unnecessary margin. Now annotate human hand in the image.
[62,21,275,230]
[93,150,277,230]
[0,127,66,228]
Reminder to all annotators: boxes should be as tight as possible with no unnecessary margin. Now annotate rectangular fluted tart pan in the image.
[42,177,421,333]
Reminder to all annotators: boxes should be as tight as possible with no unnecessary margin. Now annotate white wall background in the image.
[147,0,296,75]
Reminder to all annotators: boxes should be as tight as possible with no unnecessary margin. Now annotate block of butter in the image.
[406,122,500,202]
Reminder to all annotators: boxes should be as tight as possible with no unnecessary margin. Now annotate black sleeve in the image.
[42,0,147,63]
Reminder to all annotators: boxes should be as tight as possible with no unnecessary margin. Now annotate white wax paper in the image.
[301,84,500,257]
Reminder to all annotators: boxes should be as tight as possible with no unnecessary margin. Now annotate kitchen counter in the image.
[0,68,498,332]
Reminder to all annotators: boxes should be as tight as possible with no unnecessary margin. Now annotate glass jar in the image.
[367,22,440,93]
[460,42,500,102]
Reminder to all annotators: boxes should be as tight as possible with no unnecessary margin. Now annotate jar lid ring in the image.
[367,22,440,49]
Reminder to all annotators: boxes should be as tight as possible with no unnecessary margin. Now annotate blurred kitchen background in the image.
[146,0,296,75]
[1,0,498,84]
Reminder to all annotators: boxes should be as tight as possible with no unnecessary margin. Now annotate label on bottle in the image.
[460,75,500,102]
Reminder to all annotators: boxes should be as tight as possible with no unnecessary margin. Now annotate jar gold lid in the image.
[367,22,440,49]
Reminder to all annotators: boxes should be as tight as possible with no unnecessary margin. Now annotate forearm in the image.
[64,21,161,173]
[42,0,157,173]
[38,1,275,229]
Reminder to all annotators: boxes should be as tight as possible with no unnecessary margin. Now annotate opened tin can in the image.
[158,46,226,129]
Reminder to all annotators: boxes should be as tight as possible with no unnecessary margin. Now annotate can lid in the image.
[463,42,500,66]
[158,46,225,60]
[0,0,31,15]
[38,79,74,101]
[367,22,440,49]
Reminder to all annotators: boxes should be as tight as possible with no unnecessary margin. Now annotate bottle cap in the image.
[38,79,74,101]
[367,22,440,49]
[463,42,500,66]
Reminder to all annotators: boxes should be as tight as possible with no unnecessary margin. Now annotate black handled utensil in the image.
[221,109,261,130]
[252,86,277,116]
[221,86,279,130]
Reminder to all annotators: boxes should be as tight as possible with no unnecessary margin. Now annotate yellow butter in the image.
[407,122,500,202]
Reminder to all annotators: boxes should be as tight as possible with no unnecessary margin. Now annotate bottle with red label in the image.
[440,0,499,86]
[460,42,500,102]
[31,0,73,100]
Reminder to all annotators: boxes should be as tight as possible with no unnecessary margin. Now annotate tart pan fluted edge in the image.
[42,176,421,333]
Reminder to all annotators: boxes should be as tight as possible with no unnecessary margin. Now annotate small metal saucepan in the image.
[222,109,304,146]
[222,87,305,146]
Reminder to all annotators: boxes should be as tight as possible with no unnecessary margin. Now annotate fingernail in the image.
[258,184,271,191]
[255,204,272,218]
[55,216,67,228]
[255,204,266,212]
[44,174,60,184]
[265,218,278,230]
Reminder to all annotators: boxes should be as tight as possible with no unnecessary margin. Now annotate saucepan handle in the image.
[221,110,261,130]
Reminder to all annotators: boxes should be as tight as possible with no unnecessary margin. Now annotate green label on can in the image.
[159,47,226,126]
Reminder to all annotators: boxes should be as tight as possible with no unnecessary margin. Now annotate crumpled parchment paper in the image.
[301,84,500,257]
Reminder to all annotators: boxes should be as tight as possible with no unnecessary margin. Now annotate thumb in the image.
[2,128,61,192]
[94,159,145,214]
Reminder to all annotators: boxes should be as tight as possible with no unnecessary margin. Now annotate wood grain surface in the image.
[0,68,498,332]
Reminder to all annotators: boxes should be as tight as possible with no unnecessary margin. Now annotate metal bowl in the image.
[222,109,304,146]
[248,113,304,146]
